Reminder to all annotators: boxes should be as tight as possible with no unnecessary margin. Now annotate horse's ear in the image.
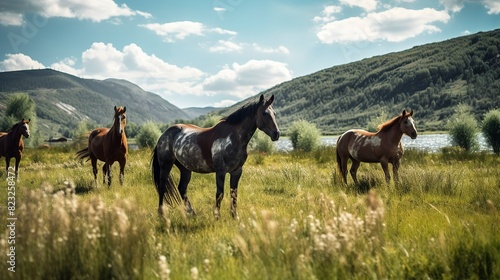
[268,94,275,105]
[28,119,31,122]
[123,107,126,113]
[402,110,407,117]
[114,106,117,111]
[259,94,265,103]
[409,110,413,116]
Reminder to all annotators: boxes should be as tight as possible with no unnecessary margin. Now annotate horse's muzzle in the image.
[410,132,417,139]
[271,131,280,141]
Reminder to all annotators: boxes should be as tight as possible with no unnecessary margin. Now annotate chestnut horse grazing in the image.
[336,110,417,185]
[76,106,128,188]
[151,94,280,219]
[0,119,30,179]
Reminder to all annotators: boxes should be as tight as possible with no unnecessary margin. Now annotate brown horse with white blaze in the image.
[76,106,128,187]
[0,119,30,179]
[151,94,280,219]
[336,110,417,185]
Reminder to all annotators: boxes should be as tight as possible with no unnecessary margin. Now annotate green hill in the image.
[0,69,190,139]
[214,29,500,134]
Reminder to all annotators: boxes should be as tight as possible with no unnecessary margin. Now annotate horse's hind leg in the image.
[349,159,361,185]
[338,155,349,184]
[176,163,194,215]
[91,157,98,186]
[229,168,242,219]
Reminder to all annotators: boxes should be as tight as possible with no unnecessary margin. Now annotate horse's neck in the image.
[378,124,403,146]
[110,121,124,143]
[7,128,23,146]
[234,118,258,146]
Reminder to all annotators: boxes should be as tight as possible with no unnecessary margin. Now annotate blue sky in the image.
[0,0,499,108]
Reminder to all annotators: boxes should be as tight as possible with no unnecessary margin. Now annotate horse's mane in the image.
[377,112,410,132]
[221,99,261,125]
[7,122,22,132]
[7,123,20,132]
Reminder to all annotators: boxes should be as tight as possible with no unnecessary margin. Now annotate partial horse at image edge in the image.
[0,118,30,179]
[151,94,280,219]
[336,110,417,185]
[76,106,128,188]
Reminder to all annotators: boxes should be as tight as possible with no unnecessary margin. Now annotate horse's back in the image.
[337,129,378,161]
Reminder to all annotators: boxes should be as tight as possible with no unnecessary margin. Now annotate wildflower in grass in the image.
[158,255,171,280]
[190,267,199,280]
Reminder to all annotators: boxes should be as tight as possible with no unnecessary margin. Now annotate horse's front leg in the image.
[229,168,242,219]
[214,171,226,219]
[105,162,113,188]
[392,159,401,183]
[14,156,20,181]
[380,159,391,183]
[119,158,126,185]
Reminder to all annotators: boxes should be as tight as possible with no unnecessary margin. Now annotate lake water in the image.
[274,134,492,153]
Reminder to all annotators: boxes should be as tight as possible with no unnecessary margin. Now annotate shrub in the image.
[250,130,276,153]
[482,109,500,155]
[367,111,388,132]
[289,120,322,152]
[137,121,161,148]
[447,104,478,152]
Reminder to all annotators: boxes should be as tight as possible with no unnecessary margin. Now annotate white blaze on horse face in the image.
[23,123,30,137]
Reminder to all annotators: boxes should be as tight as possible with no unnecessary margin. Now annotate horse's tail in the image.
[75,147,90,161]
[336,135,346,177]
[151,146,182,207]
[336,145,342,174]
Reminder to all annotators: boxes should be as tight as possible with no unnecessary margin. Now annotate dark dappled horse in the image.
[0,119,30,179]
[336,110,417,185]
[151,94,280,219]
[76,106,128,187]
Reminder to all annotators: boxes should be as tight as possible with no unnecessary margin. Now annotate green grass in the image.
[1,146,499,279]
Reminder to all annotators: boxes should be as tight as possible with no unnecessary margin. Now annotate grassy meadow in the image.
[0,144,499,279]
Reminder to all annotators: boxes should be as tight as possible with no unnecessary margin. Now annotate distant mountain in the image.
[213,29,500,134]
[0,69,191,138]
[182,106,220,119]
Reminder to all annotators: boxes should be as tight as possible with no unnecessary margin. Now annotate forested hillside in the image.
[0,69,189,138]
[216,29,500,134]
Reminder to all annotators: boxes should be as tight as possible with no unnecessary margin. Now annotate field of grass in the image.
[1,145,499,279]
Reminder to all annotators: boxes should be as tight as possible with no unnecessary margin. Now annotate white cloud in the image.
[340,0,378,12]
[0,0,151,26]
[313,5,342,23]
[140,21,237,42]
[209,40,243,53]
[0,53,45,70]
[253,44,290,54]
[317,7,450,43]
[202,60,292,99]
[440,0,500,14]
[0,12,24,26]
[0,45,293,107]
[213,99,237,107]
[484,0,500,14]
[440,0,465,12]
